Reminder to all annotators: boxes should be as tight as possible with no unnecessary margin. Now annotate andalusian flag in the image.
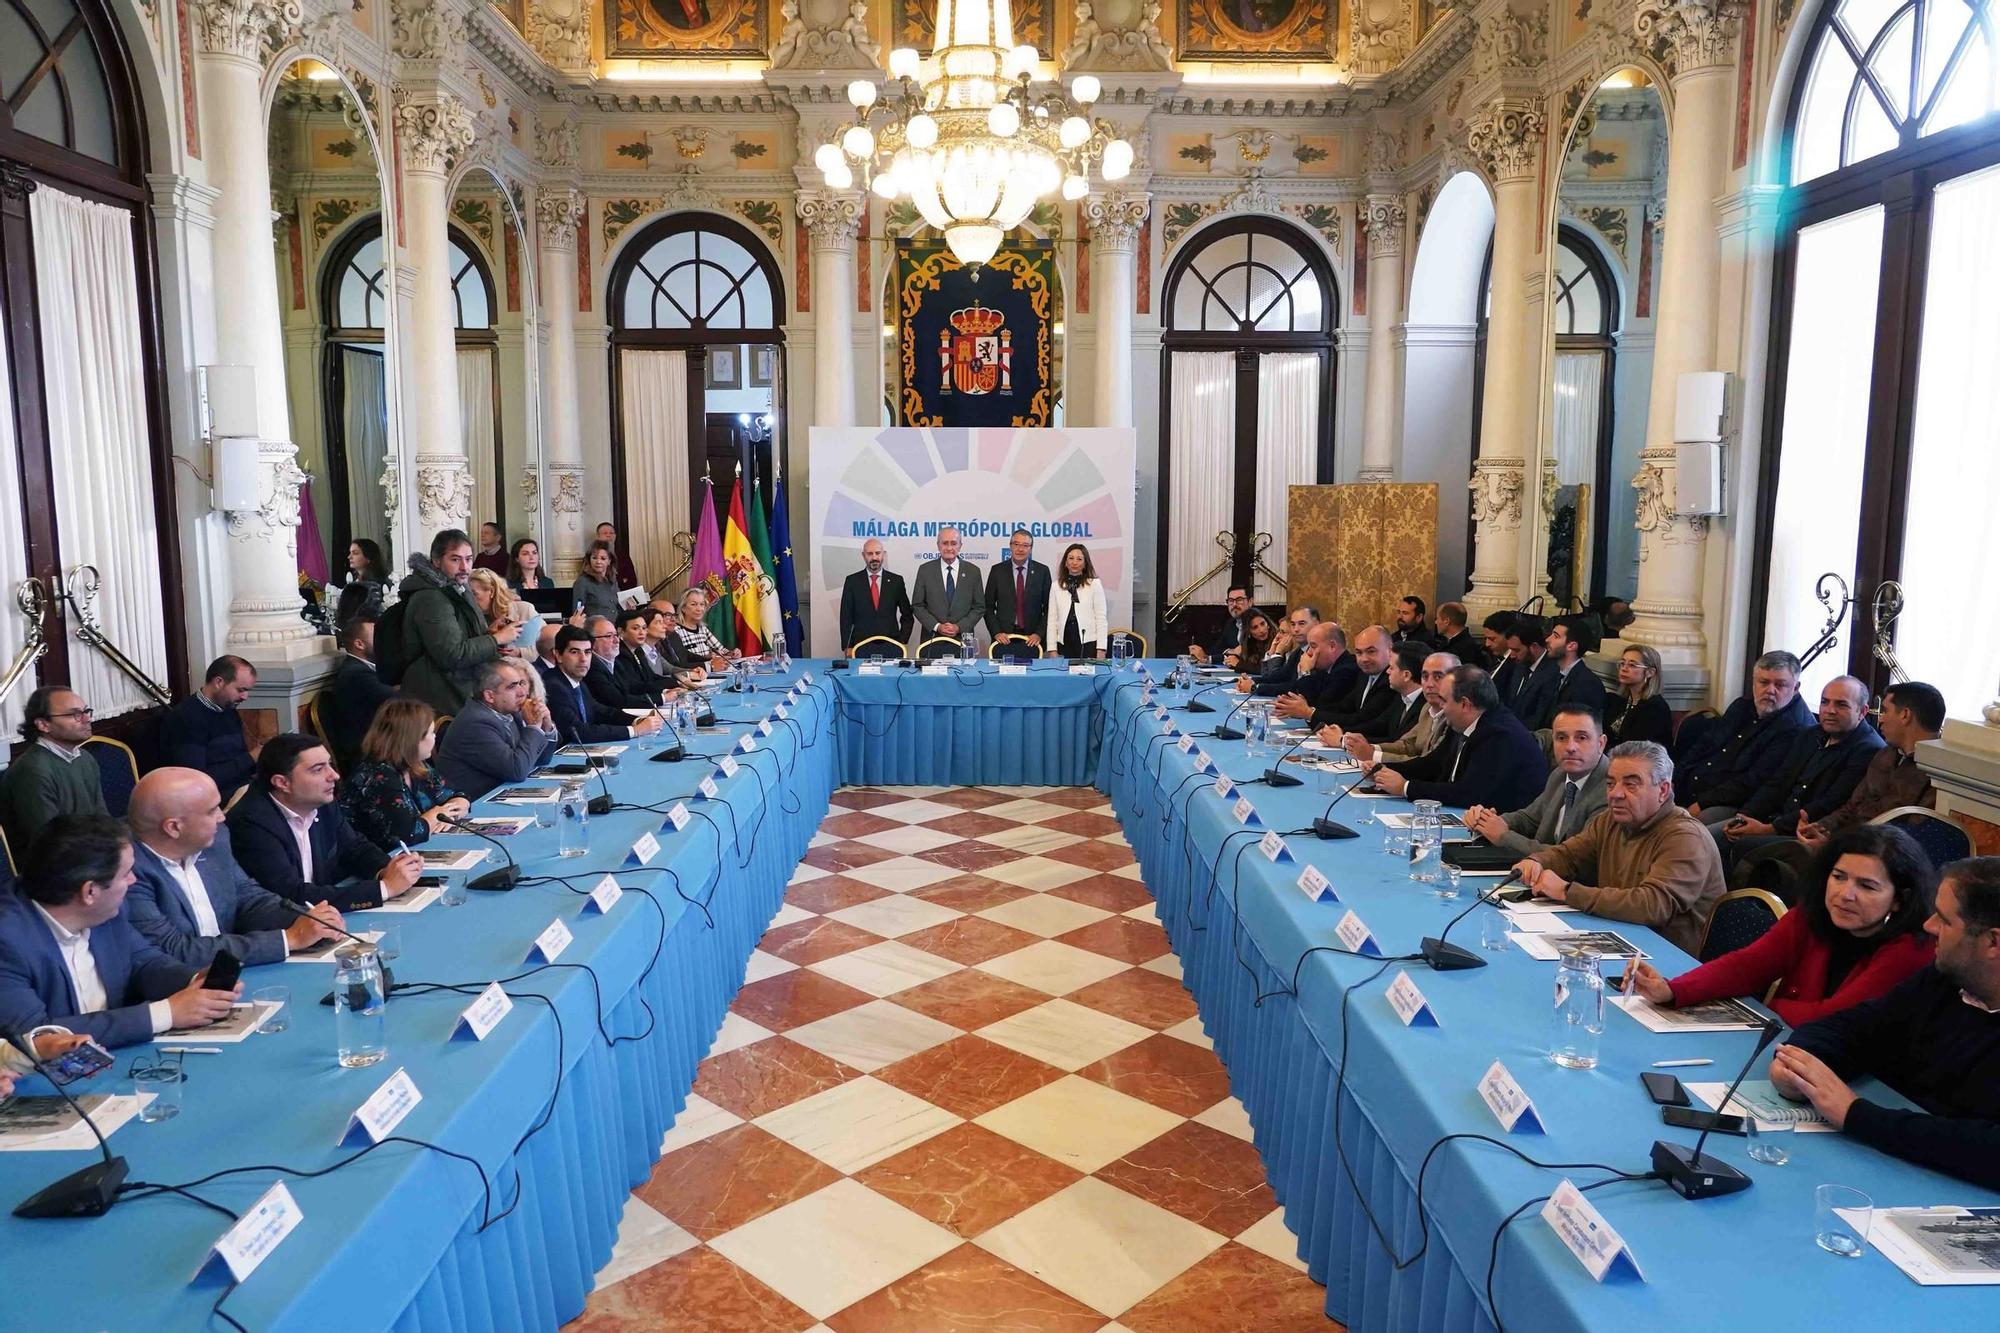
[691,478,734,650]
[722,476,764,655]
[744,473,785,651]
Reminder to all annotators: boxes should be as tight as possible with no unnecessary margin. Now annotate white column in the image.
[394,94,476,537]
[1625,0,1740,668]
[1086,191,1149,429]
[1359,192,1408,482]
[191,0,314,648]
[798,191,862,428]
[537,188,587,580]
[1463,102,1546,621]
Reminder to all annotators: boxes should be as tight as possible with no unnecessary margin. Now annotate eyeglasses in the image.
[49,707,94,720]
[591,632,616,641]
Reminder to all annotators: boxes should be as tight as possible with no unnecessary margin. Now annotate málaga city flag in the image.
[744,473,785,651]
[722,476,764,656]
[690,477,734,650]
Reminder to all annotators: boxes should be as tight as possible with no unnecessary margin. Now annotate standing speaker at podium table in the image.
[984,530,1052,661]
[840,540,914,657]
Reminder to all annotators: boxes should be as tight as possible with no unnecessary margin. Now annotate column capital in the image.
[414,451,473,532]
[1468,458,1527,532]
[390,0,468,64]
[1363,193,1407,259]
[1085,191,1150,252]
[547,463,586,516]
[1634,0,1744,76]
[796,190,864,250]
[394,92,476,177]
[1468,101,1545,184]
[537,187,586,253]
[189,0,296,61]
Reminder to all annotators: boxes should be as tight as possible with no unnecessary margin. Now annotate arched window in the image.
[1160,218,1337,638]
[618,222,777,331]
[329,226,492,332]
[0,0,138,169]
[1756,0,2000,709]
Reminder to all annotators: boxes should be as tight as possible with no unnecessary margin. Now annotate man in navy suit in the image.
[546,625,665,745]
[1526,614,1610,731]
[321,613,396,771]
[0,814,237,1049]
[124,768,345,967]
[1504,615,1559,726]
[1373,665,1549,811]
[435,661,559,797]
[983,528,1054,661]
[839,539,914,657]
[226,734,424,912]
[1271,623,1360,721]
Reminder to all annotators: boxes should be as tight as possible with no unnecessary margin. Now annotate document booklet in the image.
[416,848,487,872]
[1686,1080,1834,1132]
[492,785,564,804]
[1611,994,1767,1033]
[1864,1207,2000,1285]
[1510,930,1648,962]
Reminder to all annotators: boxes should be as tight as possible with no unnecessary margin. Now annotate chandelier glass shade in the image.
[817,0,1131,267]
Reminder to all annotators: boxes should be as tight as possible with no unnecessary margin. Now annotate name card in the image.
[756,719,774,738]
[1176,734,1197,754]
[1542,1180,1646,1282]
[774,704,790,720]
[1213,775,1236,799]
[664,802,691,832]
[999,663,1028,676]
[1069,663,1097,675]
[1478,1060,1547,1134]
[193,1182,301,1284]
[526,918,573,964]
[1258,830,1293,863]
[1153,704,1172,722]
[696,775,720,801]
[1384,971,1440,1027]
[626,831,660,867]
[801,671,815,686]
[585,874,624,915]
[734,735,758,754]
[858,662,885,676]
[1296,864,1336,903]
[339,1066,422,1146]
[718,754,740,777]
[451,982,513,1041]
[1230,796,1262,827]
[1189,749,1215,775]
[923,661,949,676]
[1334,910,1383,958]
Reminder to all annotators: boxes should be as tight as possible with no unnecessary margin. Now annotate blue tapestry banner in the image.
[895,239,1055,428]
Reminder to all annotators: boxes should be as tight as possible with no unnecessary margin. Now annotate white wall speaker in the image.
[211,436,263,512]
[1676,440,1725,516]
[1673,371,1729,444]
[199,365,258,439]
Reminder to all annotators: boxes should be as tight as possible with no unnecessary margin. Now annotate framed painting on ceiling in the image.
[892,0,1053,57]
[1178,0,1334,62]
[605,0,769,58]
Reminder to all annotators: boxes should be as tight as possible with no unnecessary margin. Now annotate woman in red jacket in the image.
[1625,824,1935,1027]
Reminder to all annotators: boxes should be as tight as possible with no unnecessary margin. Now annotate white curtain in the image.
[1252,352,1320,603]
[342,347,389,555]
[1551,352,1603,485]
[30,186,169,718]
[1898,163,2000,719]
[1167,351,1237,605]
[1764,206,1884,705]
[459,347,497,533]
[0,305,29,738]
[620,350,690,593]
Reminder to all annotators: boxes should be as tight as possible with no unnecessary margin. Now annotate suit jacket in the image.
[840,568,913,654]
[1741,721,1886,830]
[612,645,676,705]
[1377,704,1450,762]
[909,558,985,643]
[1679,693,1816,810]
[1491,656,1521,702]
[1437,629,1486,670]
[1311,671,1404,735]
[1288,651,1361,712]
[1391,625,1435,649]
[434,698,556,798]
[984,559,1053,642]
[1389,707,1549,810]
[125,826,298,967]
[1508,656,1560,727]
[1487,757,1612,855]
[321,654,397,770]
[1362,689,1429,745]
[1204,616,1246,663]
[226,790,388,912]
[1250,647,1305,696]
[159,694,257,798]
[0,893,194,1049]
[587,656,649,712]
[1527,659,1610,731]
[545,671,633,745]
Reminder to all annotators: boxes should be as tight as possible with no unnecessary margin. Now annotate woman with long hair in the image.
[1605,643,1672,747]
[339,698,470,850]
[1624,823,1936,1026]
[509,538,551,593]
[571,541,622,623]
[1225,609,1275,676]
[468,568,537,652]
[1045,542,1108,659]
[346,538,389,587]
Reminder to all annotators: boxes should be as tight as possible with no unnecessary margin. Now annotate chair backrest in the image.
[1699,888,1787,962]
[81,736,140,818]
[1871,806,1972,869]
[0,823,13,876]
[915,635,963,661]
[847,635,905,661]
[1672,707,1721,765]
[222,783,249,813]
[1108,629,1147,658]
[987,634,1037,661]
[301,694,327,745]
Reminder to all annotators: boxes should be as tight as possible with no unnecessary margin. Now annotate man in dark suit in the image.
[1503,615,1558,725]
[0,814,236,1049]
[321,613,396,770]
[1244,607,1318,696]
[1483,612,1517,692]
[226,734,423,912]
[546,626,665,745]
[1319,640,1430,748]
[1270,623,1359,720]
[435,661,559,797]
[582,615,657,712]
[1392,596,1434,648]
[1190,585,1252,664]
[1373,665,1549,810]
[1306,625,1406,734]
[160,654,259,800]
[1678,650,1816,822]
[1527,614,1610,731]
[909,527,985,656]
[611,608,682,707]
[1716,675,1885,868]
[124,768,344,967]
[1436,601,1486,670]
[984,528,1053,661]
[840,539,914,657]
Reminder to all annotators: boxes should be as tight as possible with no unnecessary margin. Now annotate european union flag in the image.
[768,445,803,656]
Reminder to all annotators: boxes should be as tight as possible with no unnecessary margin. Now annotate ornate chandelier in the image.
[813,0,1134,268]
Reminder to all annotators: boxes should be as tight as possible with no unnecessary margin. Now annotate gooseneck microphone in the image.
[1652,1016,1786,1199]
[8,1030,126,1218]
[1179,681,1228,714]
[438,815,522,892]
[1258,731,1314,788]
[1208,693,1253,741]
[272,894,383,951]
[1312,767,1369,840]
[646,691,686,764]
[1417,868,1524,972]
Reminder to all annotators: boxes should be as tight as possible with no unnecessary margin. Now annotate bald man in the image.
[1714,674,1885,870]
[840,539,913,657]
[122,767,344,967]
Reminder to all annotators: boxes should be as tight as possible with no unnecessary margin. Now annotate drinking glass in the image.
[961,632,977,663]
[252,984,291,1034]
[1437,862,1464,901]
[373,923,402,964]
[1480,905,1513,951]
[1745,1113,1789,1166]
[1815,1185,1871,1256]
[132,1066,182,1122]
[558,797,589,857]
[439,876,468,908]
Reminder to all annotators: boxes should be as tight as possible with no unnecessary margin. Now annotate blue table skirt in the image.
[830,662,1109,786]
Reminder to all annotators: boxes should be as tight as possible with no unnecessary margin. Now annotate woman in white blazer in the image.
[1046,543,1109,658]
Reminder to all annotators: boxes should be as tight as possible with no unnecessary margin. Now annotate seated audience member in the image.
[0,1031,94,1089]
[644,606,705,687]
[0,814,236,1049]
[1599,597,1636,637]
[1676,649,1814,821]
[1188,585,1252,665]
[0,686,107,853]
[161,655,259,800]
[570,541,623,624]
[1271,623,1358,720]
[1715,675,1883,867]
[1465,704,1610,855]
[665,587,733,671]
[434,662,557,797]
[1245,607,1317,695]
[1604,643,1673,747]
[841,539,914,657]
[1529,615,1609,731]
[227,734,422,912]
[397,529,514,716]
[321,612,397,771]
[1372,665,1548,811]
[584,615,659,711]
[125,768,343,967]
[534,622,561,683]
[509,537,554,595]
[1481,612,1515,683]
[1512,741,1726,957]
[1769,856,2000,1189]
[1392,596,1433,648]
[545,626,664,745]
[1223,609,1276,676]
[1435,601,1485,670]
[1343,651,1458,763]
[614,607,682,703]
[1306,625,1403,734]
[1627,825,1935,1027]
[984,528,1052,661]
[1502,614,1556,724]
[1801,680,1946,846]
[339,699,469,852]
[1047,542,1109,659]
[593,520,640,590]
[472,522,510,575]
[1320,641,1429,750]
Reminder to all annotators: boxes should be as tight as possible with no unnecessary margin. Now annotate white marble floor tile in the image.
[976,892,1111,936]
[976,999,1152,1072]
[826,893,964,939]
[807,938,963,997]
[1233,1206,1309,1272]
[783,999,960,1072]
[1191,1095,1254,1143]
[977,824,1086,855]
[981,798,1074,824]
[658,1093,743,1155]
[840,855,963,893]
[768,902,816,929]
[1121,902,1159,925]
[707,1011,775,1057]
[592,1195,699,1291]
[1110,863,1145,881]
[755,1075,961,1174]
[972,1076,1183,1173]
[1140,951,1185,981]
[867,798,967,825]
[978,857,1099,894]
[974,1177,1225,1317]
[789,862,831,885]
[1160,1015,1212,1052]
[975,940,1133,995]
[852,824,962,855]
[742,948,799,984]
[709,1179,960,1320]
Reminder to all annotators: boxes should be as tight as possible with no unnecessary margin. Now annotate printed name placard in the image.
[756,719,774,738]
[1153,705,1172,722]
[858,662,885,676]
[1213,775,1236,799]
[734,735,758,754]
[696,775,720,801]
[1478,1061,1547,1134]
[585,875,624,915]
[665,802,691,832]
[1069,663,1097,675]
[1258,830,1293,863]
[193,1182,301,1284]
[1230,796,1262,827]
[625,831,660,867]
[923,661,949,676]
[1189,749,1215,775]
[999,663,1028,676]
[526,918,573,964]
[1384,971,1440,1027]
[339,1066,422,1146]
[1176,733,1196,754]
[451,982,513,1041]
[774,704,790,720]
[1542,1180,1646,1282]
[718,755,740,777]
[801,671,815,686]
[1334,910,1383,957]
[1296,864,1336,903]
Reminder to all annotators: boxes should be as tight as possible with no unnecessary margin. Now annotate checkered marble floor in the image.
[566,786,1337,1332]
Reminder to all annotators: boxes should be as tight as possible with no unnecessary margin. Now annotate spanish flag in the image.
[722,476,764,656]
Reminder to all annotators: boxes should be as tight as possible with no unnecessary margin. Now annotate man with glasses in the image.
[0,685,108,854]
[1189,585,1253,665]
[435,661,558,797]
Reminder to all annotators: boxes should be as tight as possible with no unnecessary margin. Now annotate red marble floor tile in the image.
[888,969,1050,1031]
[1037,810,1123,838]
[829,789,912,812]
[784,873,892,915]
[635,1124,844,1241]
[927,787,1017,811]
[1054,915,1172,964]
[819,810,904,839]
[1065,968,1201,1031]
[568,1246,818,1332]
[729,970,874,1033]
[1118,1243,1333,1332]
[896,915,1042,966]
[1041,838,1139,871]
[824,1242,1104,1332]
[758,917,887,966]
[874,1035,1067,1119]
[1096,1121,1279,1235]
[1049,873,1155,914]
[691,1036,864,1120]
[916,809,1022,839]
[1078,1033,1236,1118]
[852,1126,1082,1240]
[801,840,901,873]
[909,874,1032,915]
[1034,788,1117,809]
[911,839,1028,872]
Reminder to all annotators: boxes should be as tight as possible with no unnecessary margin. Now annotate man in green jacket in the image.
[1,685,108,857]
[396,529,517,716]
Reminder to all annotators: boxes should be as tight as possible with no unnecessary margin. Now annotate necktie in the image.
[944,564,955,605]
[1448,731,1466,782]
[1556,780,1579,840]
[870,572,880,609]
[1358,674,1376,707]
[1015,566,1026,625]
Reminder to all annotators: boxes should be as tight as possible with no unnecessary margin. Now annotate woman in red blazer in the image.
[1626,823,1936,1027]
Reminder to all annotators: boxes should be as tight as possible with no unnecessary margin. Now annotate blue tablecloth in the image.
[829,660,1106,786]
